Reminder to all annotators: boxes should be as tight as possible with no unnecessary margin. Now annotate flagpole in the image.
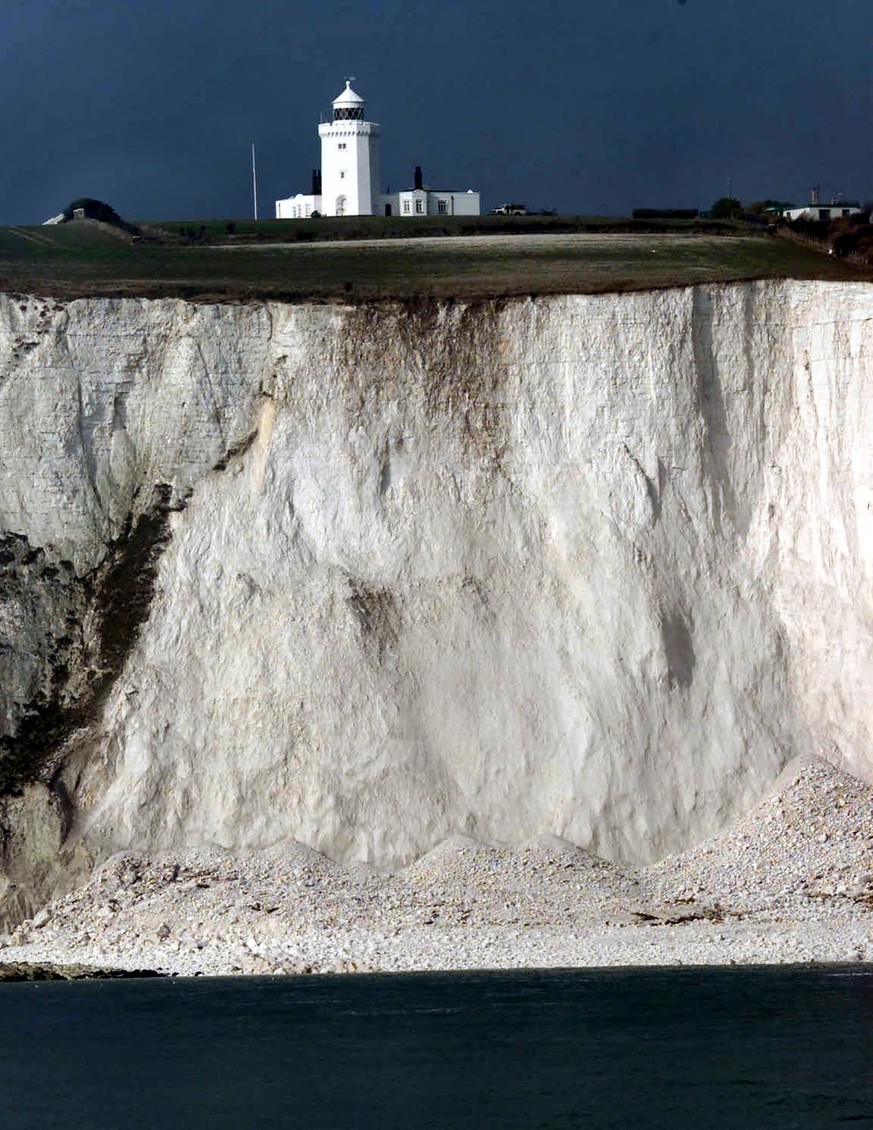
[252,143,258,221]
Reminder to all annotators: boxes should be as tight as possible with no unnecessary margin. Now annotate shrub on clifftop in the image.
[710,197,743,219]
[62,198,139,236]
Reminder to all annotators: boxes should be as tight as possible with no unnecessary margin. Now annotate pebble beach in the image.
[1,757,871,977]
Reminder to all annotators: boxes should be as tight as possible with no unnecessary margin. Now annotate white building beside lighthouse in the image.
[275,80,480,220]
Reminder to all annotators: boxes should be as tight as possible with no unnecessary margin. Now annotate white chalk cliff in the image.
[1,282,871,913]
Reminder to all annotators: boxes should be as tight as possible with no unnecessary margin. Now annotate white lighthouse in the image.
[275,79,481,221]
[318,81,381,217]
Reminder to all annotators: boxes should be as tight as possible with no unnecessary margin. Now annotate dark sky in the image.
[2,0,870,223]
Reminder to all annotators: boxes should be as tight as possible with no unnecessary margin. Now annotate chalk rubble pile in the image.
[1,759,870,975]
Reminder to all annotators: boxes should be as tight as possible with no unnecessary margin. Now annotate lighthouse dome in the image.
[332,80,365,120]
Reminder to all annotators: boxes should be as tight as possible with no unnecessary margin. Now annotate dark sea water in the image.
[0,966,871,1129]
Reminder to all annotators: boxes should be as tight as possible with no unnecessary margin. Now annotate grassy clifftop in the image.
[0,218,863,303]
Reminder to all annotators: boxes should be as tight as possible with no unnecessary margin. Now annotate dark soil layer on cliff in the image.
[0,223,862,302]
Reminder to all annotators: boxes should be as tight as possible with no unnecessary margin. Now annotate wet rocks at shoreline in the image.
[0,962,163,982]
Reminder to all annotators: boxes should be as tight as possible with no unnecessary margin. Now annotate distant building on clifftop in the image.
[783,184,865,223]
[275,80,481,220]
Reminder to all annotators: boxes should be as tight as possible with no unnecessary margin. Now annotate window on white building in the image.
[340,171,345,179]
[402,200,410,214]
[437,200,448,215]
[338,143,347,150]
[415,199,424,214]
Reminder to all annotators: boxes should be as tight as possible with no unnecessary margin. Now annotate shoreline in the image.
[2,922,870,980]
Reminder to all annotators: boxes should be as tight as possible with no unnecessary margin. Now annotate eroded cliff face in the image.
[0,282,871,915]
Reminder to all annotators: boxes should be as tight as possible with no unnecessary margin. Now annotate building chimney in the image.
[311,169,322,195]
[810,183,820,205]
[414,165,423,191]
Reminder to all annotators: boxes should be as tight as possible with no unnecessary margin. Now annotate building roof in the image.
[787,203,863,213]
[399,187,479,195]
[333,80,364,106]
